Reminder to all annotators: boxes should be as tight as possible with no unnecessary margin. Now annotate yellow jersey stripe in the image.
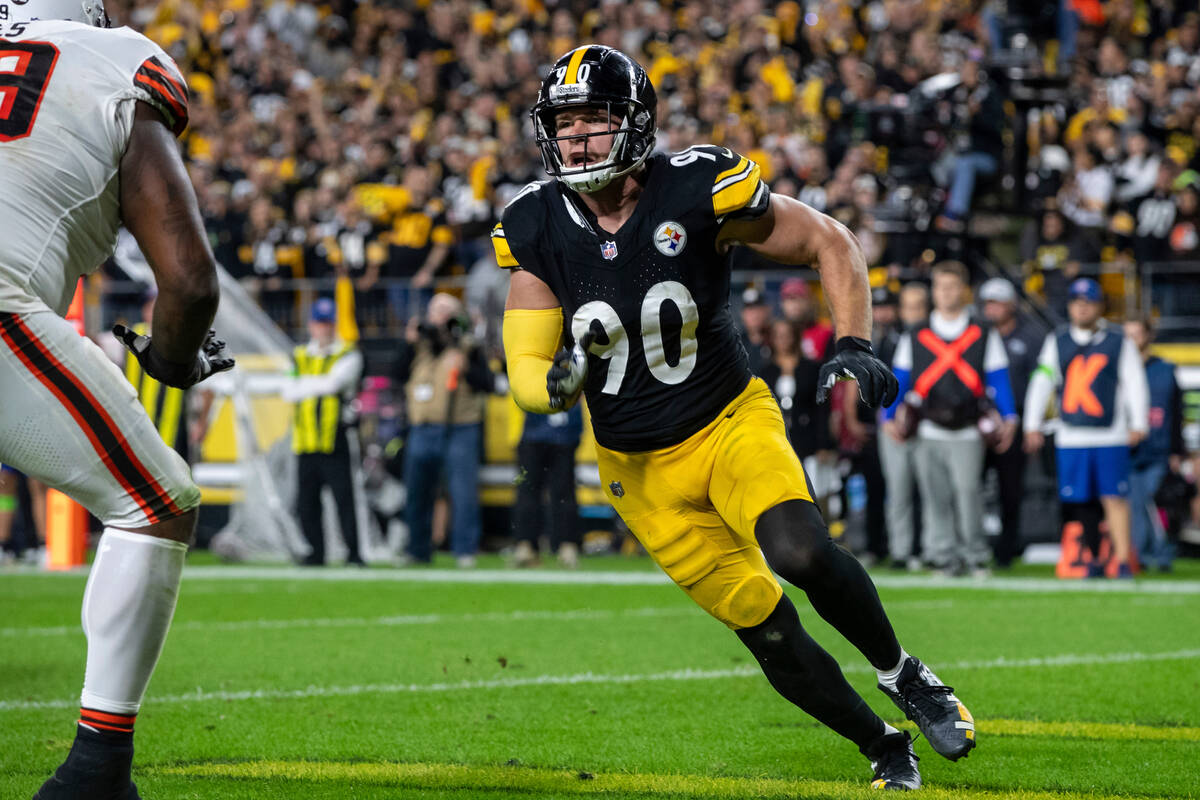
[491,224,519,268]
[712,163,762,218]
[714,156,749,184]
[565,46,588,84]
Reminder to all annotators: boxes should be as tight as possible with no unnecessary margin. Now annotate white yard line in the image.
[10,564,1200,594]
[0,600,957,639]
[0,606,696,638]
[2,648,1197,713]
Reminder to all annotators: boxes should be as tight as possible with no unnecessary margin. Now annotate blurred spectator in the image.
[396,293,498,568]
[780,277,834,361]
[1114,130,1161,203]
[1065,84,1127,149]
[872,286,904,367]
[511,404,584,569]
[1023,209,1090,321]
[1113,162,1178,266]
[1168,182,1200,261]
[978,278,1045,567]
[1059,147,1113,242]
[1124,318,1184,572]
[283,298,365,567]
[0,466,15,565]
[362,165,455,321]
[0,469,45,567]
[884,262,1017,576]
[834,287,899,563]
[739,287,772,375]
[878,283,930,570]
[934,58,1005,233]
[761,318,833,465]
[1023,278,1149,578]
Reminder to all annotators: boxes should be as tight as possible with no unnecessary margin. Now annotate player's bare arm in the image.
[115,102,232,388]
[719,194,898,407]
[119,102,219,362]
[718,195,871,342]
[505,268,560,312]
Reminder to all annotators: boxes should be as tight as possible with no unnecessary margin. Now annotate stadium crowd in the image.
[95,0,1200,334]
[5,0,1200,573]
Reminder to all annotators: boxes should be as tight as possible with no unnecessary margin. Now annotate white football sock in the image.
[876,648,910,691]
[79,528,186,715]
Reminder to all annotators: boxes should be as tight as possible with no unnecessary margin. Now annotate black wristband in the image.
[834,336,874,355]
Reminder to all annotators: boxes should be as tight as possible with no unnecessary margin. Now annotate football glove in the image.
[817,336,898,408]
[546,328,596,410]
[113,325,235,389]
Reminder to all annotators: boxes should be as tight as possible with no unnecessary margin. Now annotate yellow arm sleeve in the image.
[503,307,563,414]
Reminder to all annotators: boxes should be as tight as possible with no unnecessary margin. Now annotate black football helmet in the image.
[531,45,657,193]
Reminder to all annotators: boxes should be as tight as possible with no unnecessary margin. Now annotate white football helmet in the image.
[3,0,110,26]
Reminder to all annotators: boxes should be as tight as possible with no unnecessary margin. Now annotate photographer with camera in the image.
[395,293,498,567]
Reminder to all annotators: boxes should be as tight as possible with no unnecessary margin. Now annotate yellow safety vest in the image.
[292,343,354,454]
[125,323,186,454]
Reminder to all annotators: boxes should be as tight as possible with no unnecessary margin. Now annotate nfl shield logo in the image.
[601,240,618,260]
[609,481,624,498]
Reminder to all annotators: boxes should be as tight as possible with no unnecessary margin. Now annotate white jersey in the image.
[0,20,188,315]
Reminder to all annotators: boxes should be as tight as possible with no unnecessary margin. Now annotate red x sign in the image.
[913,325,984,399]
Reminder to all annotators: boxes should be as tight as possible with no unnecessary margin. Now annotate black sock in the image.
[757,500,902,670]
[737,595,885,749]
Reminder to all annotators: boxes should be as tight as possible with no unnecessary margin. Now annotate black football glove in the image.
[816,336,899,408]
[546,328,596,410]
[113,325,235,389]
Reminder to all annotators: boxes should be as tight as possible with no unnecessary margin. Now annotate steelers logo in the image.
[653,221,687,257]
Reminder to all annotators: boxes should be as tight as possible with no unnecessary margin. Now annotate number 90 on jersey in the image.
[571,280,700,395]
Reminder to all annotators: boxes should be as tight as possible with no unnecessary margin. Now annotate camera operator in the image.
[934,57,1005,233]
[395,293,498,567]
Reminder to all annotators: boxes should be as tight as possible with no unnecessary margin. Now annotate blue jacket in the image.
[521,405,584,446]
[1132,356,1183,467]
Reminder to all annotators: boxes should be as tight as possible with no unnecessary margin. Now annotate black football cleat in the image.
[862,730,921,791]
[879,656,976,761]
[33,726,141,800]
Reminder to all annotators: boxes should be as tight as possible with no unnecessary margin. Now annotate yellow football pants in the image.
[595,378,814,630]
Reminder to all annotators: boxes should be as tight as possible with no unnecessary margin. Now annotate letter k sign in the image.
[1063,353,1108,416]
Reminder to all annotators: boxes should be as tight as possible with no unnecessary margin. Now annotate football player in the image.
[495,45,976,790]
[0,2,233,797]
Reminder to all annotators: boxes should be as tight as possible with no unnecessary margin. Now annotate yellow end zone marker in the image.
[152,760,1180,800]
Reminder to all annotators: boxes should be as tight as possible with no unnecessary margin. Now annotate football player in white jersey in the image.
[0,2,233,797]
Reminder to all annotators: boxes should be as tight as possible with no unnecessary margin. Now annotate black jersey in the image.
[494,146,771,452]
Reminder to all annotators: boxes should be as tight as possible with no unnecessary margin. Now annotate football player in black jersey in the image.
[494,45,976,790]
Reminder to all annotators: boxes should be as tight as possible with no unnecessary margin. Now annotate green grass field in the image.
[2,556,1199,799]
